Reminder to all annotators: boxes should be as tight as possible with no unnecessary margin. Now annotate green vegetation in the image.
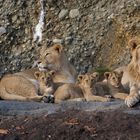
[93,67,110,74]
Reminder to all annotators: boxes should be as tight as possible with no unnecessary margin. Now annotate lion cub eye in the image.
[42,77,45,80]
[112,77,115,80]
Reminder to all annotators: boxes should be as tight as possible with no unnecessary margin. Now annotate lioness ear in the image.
[53,44,63,53]
[77,75,83,82]
[34,71,41,79]
[104,72,111,79]
[128,39,138,51]
[117,71,123,77]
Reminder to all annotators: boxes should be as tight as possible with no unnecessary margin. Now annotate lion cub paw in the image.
[105,95,113,98]
[125,94,140,107]
[104,96,113,102]
[42,95,55,103]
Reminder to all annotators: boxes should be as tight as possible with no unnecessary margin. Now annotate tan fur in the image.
[0,69,54,102]
[53,72,110,103]
[115,38,140,107]
[103,71,128,100]
[38,44,77,83]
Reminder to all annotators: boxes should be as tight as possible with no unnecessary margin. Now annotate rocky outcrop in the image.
[0,0,140,76]
[0,100,139,116]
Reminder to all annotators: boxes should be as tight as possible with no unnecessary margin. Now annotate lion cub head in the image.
[104,71,123,88]
[77,72,99,88]
[38,44,64,71]
[34,70,55,96]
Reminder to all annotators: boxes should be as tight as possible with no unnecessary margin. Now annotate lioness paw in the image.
[76,98,86,102]
[42,95,55,103]
[105,95,113,98]
[102,97,112,102]
[106,97,112,102]
[125,94,139,107]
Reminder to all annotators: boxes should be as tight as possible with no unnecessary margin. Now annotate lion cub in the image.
[101,71,128,100]
[0,70,54,102]
[53,72,110,103]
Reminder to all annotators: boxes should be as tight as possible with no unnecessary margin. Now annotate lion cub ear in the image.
[49,70,55,76]
[91,72,99,81]
[53,44,63,53]
[34,71,41,79]
[128,39,139,51]
[104,72,111,79]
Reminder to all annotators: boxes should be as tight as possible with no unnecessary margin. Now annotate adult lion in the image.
[38,44,77,84]
[116,38,140,107]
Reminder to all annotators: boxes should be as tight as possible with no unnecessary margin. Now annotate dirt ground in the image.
[0,108,140,140]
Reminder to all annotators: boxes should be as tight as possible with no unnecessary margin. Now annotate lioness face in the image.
[39,44,63,71]
[104,71,123,88]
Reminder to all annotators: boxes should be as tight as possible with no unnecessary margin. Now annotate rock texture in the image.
[0,0,140,76]
[0,100,139,116]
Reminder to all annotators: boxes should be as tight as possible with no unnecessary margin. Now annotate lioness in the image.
[53,72,110,103]
[0,69,54,102]
[38,44,77,84]
[115,38,140,107]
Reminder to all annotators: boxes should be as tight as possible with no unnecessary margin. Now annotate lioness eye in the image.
[45,52,50,56]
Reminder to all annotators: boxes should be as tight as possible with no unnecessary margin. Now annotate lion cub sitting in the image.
[0,70,55,102]
[100,71,128,100]
[53,72,110,103]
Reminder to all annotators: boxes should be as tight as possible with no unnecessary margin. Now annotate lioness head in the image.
[77,72,99,87]
[34,70,55,95]
[38,44,64,71]
[128,38,140,62]
[104,71,123,88]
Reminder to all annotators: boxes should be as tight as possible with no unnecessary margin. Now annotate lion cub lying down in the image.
[102,71,128,100]
[53,71,128,103]
[0,69,54,102]
[53,72,110,103]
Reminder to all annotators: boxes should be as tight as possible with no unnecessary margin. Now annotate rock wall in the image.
[0,0,140,76]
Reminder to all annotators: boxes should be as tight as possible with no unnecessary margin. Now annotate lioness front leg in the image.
[86,95,111,102]
[125,86,140,107]
[28,96,43,102]
[68,98,86,102]
[113,93,128,100]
